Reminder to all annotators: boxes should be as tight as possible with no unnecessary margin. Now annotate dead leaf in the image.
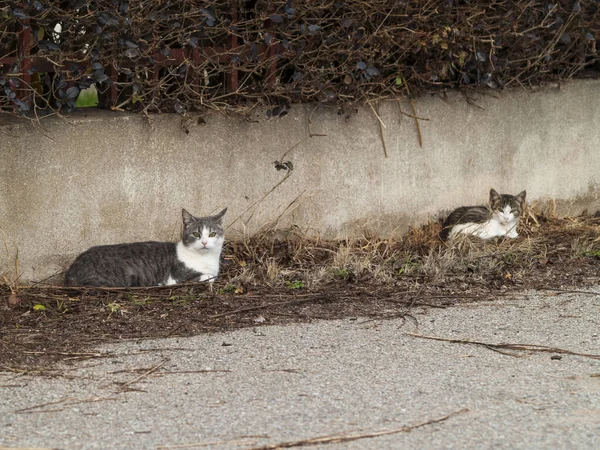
[8,293,21,306]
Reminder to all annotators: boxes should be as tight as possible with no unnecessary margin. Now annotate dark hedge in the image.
[0,0,598,118]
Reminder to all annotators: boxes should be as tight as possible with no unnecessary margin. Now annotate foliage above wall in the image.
[0,0,598,119]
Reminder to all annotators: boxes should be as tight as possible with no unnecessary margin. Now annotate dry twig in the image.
[246,408,469,449]
[405,334,600,360]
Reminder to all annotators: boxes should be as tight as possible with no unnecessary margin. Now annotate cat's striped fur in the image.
[65,208,227,287]
[440,189,526,241]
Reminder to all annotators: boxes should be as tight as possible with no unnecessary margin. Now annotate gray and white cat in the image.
[440,189,526,240]
[65,208,227,287]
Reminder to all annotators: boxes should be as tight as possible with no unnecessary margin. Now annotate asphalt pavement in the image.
[1,288,600,450]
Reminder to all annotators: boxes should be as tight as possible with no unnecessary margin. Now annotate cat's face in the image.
[489,189,526,225]
[181,208,227,252]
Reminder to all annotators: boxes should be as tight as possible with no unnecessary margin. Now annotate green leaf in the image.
[395,77,403,86]
[285,280,306,290]
[33,304,47,311]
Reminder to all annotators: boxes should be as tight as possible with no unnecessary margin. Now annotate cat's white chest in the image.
[450,218,519,240]
[175,241,221,281]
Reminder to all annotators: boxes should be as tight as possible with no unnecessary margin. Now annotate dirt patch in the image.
[1,213,599,370]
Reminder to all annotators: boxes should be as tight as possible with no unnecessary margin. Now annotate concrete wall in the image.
[1,80,600,282]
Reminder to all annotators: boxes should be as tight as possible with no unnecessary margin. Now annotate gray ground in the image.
[2,288,600,450]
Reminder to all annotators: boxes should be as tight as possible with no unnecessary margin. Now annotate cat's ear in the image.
[213,208,228,222]
[489,189,501,204]
[515,190,527,205]
[182,208,195,226]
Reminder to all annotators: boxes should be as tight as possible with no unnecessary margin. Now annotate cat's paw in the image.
[507,230,519,239]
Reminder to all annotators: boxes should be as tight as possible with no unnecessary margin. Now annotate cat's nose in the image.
[201,240,208,246]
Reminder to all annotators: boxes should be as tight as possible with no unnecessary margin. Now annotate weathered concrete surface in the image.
[1,289,600,449]
[1,80,600,281]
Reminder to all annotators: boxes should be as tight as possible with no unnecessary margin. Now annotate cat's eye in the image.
[192,232,200,238]
[209,232,216,238]
[512,210,520,216]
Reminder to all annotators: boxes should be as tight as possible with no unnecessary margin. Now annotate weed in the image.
[130,295,152,306]
[106,302,121,313]
[55,298,70,313]
[395,258,419,276]
[219,283,237,294]
[579,249,600,259]
[285,280,306,290]
[335,268,351,280]
[503,252,517,265]
[170,297,193,306]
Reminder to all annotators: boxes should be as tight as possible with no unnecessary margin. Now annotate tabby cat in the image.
[440,189,526,241]
[65,208,227,287]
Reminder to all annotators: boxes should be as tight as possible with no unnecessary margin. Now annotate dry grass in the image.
[219,210,600,292]
[1,210,599,295]
[2,210,599,370]
[0,227,21,295]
